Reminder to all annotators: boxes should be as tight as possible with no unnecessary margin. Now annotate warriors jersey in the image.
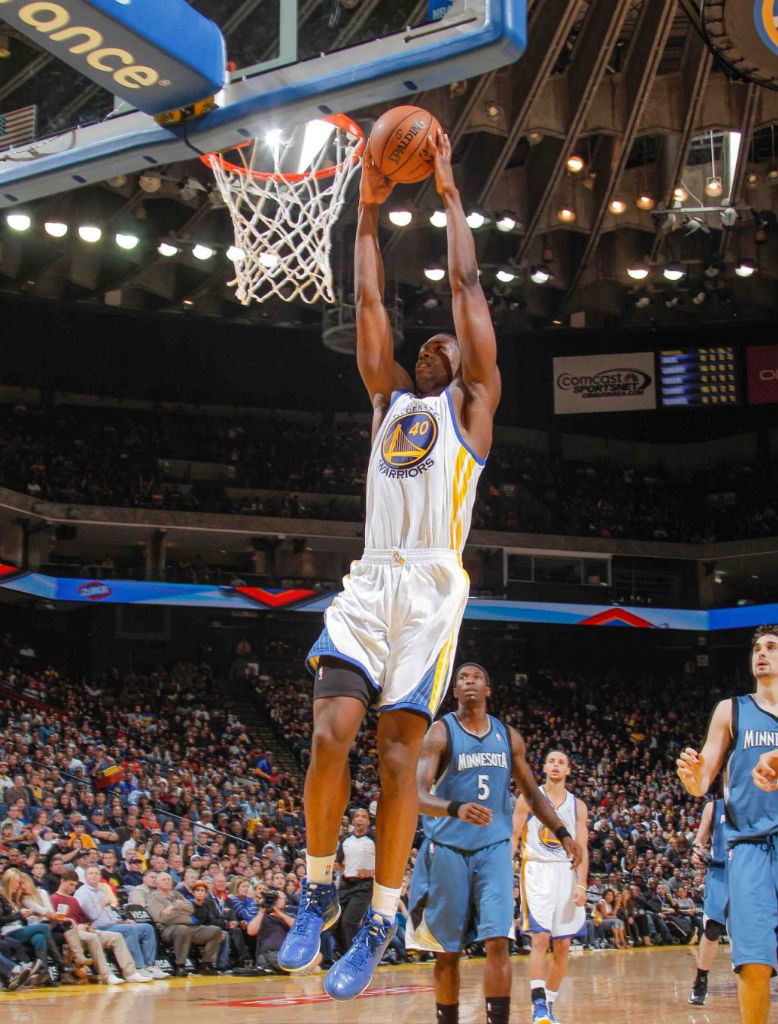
[522,787,577,863]
[423,713,513,852]
[724,694,778,841]
[365,388,485,554]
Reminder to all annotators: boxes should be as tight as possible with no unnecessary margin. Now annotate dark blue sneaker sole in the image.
[278,904,341,974]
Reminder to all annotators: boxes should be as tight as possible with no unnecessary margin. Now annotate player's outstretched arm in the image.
[355,153,413,412]
[431,131,500,447]
[676,699,732,797]
[508,727,581,868]
[690,800,713,866]
[416,722,492,825]
[752,748,778,791]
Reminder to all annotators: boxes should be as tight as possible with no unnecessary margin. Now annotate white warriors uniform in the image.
[307,387,484,719]
[520,787,585,938]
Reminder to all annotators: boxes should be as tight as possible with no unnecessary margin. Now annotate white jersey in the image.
[364,387,485,554]
[522,787,578,863]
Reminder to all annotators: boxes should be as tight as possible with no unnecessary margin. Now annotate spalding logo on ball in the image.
[367,105,442,184]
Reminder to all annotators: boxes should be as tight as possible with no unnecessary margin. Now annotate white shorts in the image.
[521,859,586,939]
[306,547,469,720]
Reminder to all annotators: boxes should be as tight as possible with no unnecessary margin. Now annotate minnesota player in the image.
[406,664,581,1024]
[678,625,778,1024]
[278,131,501,1001]
[688,797,728,1006]
[513,749,589,1024]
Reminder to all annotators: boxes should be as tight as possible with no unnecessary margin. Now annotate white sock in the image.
[546,988,558,1006]
[306,854,335,884]
[371,882,401,920]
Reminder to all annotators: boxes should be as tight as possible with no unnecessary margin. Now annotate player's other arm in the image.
[753,748,778,791]
[511,794,529,859]
[573,798,589,903]
[676,699,733,797]
[431,132,500,445]
[508,727,581,867]
[355,155,414,411]
[417,722,491,825]
[690,800,713,866]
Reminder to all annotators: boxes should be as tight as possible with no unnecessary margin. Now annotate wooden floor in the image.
[4,946,775,1024]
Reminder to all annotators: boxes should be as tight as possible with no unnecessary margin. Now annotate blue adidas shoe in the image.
[532,998,552,1024]
[277,879,340,973]
[323,907,396,1000]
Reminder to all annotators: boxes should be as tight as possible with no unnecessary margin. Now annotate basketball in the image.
[367,106,442,184]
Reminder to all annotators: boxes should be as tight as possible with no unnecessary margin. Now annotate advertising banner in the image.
[553,352,656,414]
[746,345,778,404]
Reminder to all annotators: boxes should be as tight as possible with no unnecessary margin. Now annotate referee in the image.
[335,808,375,951]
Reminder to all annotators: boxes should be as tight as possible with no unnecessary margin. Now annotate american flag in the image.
[0,104,37,151]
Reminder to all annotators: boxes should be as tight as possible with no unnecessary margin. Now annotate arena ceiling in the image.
[0,0,776,336]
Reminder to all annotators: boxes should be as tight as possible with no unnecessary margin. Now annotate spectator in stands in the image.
[146,872,222,976]
[75,865,157,980]
[246,889,300,974]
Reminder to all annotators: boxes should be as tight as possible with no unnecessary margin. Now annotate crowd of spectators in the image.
[1,400,774,542]
[0,626,735,992]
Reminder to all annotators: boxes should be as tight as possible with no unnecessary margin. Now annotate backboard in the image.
[0,0,526,207]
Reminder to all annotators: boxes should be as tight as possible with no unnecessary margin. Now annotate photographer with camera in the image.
[247,889,310,975]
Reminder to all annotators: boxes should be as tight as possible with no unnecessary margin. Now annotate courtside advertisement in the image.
[746,345,778,405]
[553,352,656,414]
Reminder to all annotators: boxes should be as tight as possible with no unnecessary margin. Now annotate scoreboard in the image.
[658,347,740,406]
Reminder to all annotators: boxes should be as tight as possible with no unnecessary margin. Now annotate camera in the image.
[261,888,279,909]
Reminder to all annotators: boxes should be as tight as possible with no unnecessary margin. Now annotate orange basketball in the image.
[367,106,441,184]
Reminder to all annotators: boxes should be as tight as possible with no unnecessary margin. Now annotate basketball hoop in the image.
[201,113,365,305]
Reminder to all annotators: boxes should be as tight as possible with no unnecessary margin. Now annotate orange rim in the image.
[200,113,365,183]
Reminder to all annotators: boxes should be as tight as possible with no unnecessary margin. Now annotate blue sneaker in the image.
[277,879,340,973]
[548,1004,563,1024]
[324,907,397,1000]
[532,998,552,1024]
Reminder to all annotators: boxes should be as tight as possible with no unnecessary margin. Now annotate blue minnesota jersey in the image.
[724,695,778,841]
[709,797,727,867]
[423,712,513,852]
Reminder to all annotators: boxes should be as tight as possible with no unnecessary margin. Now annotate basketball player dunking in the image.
[278,130,501,1000]
[513,749,589,1024]
[677,625,778,1024]
[406,664,580,1024]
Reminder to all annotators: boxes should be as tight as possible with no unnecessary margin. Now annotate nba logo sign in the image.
[79,581,112,601]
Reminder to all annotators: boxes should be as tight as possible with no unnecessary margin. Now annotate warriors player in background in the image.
[278,130,501,1001]
[406,664,580,1024]
[513,749,589,1024]
[677,626,778,1024]
[688,796,728,1006]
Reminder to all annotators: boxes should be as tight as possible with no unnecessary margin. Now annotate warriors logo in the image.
[381,411,438,470]
[539,825,563,850]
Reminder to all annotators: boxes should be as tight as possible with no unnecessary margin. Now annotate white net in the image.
[202,114,364,305]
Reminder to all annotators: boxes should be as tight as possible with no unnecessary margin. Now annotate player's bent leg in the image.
[737,963,773,1024]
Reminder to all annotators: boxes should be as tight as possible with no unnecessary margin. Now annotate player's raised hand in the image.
[360,149,395,206]
[430,128,455,198]
[676,747,706,796]
[457,802,492,826]
[562,837,582,870]
[752,748,778,792]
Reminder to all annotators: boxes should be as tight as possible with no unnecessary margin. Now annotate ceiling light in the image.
[484,102,502,120]
[691,288,706,305]
[44,220,68,238]
[566,154,584,173]
[429,210,447,228]
[0,33,10,58]
[139,173,162,193]
[768,168,778,183]
[609,198,627,215]
[582,171,597,190]
[178,177,201,202]
[495,210,517,232]
[466,209,486,229]
[634,290,651,309]
[530,264,552,285]
[526,131,543,146]
[388,209,413,227]
[734,258,756,278]
[158,242,180,257]
[496,267,516,283]
[672,186,689,202]
[663,263,685,282]
[192,243,214,260]
[665,295,680,309]
[424,263,446,282]
[226,245,245,262]
[115,232,139,250]
[556,206,576,223]
[5,212,31,231]
[78,224,102,243]
[107,174,127,188]
[636,193,655,211]
[259,252,279,269]
[745,171,759,187]
[448,80,467,99]
[704,176,723,197]
[626,265,649,281]
[182,297,194,308]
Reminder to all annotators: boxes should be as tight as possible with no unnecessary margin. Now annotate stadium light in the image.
[78,224,102,243]
[6,212,31,231]
[44,221,68,238]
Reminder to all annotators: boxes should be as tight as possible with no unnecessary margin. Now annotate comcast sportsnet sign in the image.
[553,352,656,414]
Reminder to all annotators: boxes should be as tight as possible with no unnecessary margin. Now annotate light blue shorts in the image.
[726,837,778,973]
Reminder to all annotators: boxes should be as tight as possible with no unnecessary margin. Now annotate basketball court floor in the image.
[4,947,769,1024]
